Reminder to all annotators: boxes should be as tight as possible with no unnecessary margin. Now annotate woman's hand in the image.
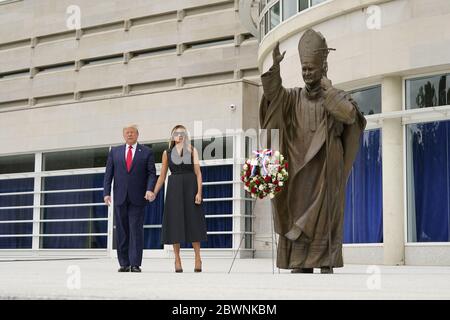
[145,191,156,202]
[195,193,202,205]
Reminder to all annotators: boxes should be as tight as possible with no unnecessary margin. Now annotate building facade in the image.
[0,0,260,259]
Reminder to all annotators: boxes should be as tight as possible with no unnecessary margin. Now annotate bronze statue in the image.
[259,29,366,274]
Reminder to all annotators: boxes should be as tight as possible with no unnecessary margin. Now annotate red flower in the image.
[251,187,257,193]
[259,194,264,199]
[275,186,281,192]
[284,162,288,169]
[273,180,279,185]
[255,179,260,185]
[241,176,245,182]
[246,170,251,176]
[264,176,271,183]
[245,181,250,187]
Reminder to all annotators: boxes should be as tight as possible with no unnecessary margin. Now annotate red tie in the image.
[126,145,133,172]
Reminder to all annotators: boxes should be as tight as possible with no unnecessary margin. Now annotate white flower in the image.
[277,173,283,180]
[279,181,284,186]
[243,164,248,170]
[253,177,258,182]
[244,186,249,191]
[251,193,257,198]
[269,193,275,199]
[259,185,264,191]
[274,151,280,157]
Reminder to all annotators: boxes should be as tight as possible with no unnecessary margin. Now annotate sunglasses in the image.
[172,131,186,137]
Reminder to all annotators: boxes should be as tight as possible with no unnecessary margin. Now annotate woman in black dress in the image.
[153,125,207,272]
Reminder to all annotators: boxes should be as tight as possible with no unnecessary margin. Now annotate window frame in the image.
[403,70,450,245]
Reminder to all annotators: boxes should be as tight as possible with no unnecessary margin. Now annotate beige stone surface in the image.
[1,258,450,299]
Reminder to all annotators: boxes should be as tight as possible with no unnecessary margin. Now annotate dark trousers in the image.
[114,196,145,267]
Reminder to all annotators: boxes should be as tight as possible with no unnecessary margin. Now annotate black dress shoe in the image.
[291,268,313,273]
[131,266,142,272]
[320,267,334,274]
[118,266,131,272]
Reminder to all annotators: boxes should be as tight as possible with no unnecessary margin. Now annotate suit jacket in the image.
[103,143,157,206]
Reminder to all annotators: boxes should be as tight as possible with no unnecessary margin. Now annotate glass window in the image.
[0,178,34,249]
[40,236,107,249]
[144,142,168,164]
[344,129,383,243]
[43,148,109,171]
[407,121,450,242]
[0,237,32,249]
[283,0,297,20]
[40,173,107,249]
[406,74,450,109]
[350,85,381,116]
[0,154,34,174]
[269,2,281,31]
[264,11,268,36]
[192,136,233,160]
[144,228,163,249]
[298,0,309,11]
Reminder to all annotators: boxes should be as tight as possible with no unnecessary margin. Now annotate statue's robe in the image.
[260,64,366,269]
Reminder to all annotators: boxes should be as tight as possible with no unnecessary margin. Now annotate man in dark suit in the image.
[103,125,157,272]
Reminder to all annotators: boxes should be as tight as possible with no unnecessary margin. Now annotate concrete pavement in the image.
[0,258,449,299]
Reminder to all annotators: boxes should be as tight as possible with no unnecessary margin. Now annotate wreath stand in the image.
[227,199,278,274]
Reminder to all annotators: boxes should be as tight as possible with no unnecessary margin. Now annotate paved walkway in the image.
[0,258,449,299]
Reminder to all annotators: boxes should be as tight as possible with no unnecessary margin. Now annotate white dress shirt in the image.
[125,142,138,161]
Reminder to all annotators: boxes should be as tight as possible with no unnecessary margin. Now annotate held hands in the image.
[195,193,202,205]
[272,42,286,65]
[145,191,156,202]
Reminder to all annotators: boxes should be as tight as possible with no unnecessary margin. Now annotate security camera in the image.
[229,104,236,111]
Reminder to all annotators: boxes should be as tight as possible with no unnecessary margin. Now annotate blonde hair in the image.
[168,125,191,150]
[123,124,139,134]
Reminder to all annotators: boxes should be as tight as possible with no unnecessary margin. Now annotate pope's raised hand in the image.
[272,42,286,65]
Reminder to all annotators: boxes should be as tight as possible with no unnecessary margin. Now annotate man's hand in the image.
[104,196,112,206]
[145,191,156,202]
[272,42,286,65]
[321,76,332,92]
